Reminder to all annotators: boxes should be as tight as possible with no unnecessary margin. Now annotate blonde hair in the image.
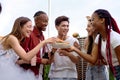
[1,17,31,49]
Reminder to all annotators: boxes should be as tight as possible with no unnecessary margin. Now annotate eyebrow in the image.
[88,19,91,22]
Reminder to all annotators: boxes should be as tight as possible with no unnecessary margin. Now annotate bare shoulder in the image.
[7,35,19,43]
[0,36,3,40]
[114,45,120,63]
[8,35,17,39]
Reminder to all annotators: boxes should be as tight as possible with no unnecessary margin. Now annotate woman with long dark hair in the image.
[84,16,107,80]
[69,9,120,80]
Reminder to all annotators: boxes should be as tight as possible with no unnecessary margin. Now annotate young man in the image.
[19,11,49,80]
[48,16,80,80]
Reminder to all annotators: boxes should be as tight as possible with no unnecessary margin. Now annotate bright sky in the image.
[0,0,120,38]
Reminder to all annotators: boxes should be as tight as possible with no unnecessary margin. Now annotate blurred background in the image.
[0,0,120,38]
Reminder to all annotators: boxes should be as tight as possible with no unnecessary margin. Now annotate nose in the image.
[44,22,48,26]
[90,21,93,25]
[64,27,69,31]
[30,27,33,31]
[86,27,88,31]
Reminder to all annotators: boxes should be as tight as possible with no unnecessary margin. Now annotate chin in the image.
[42,28,46,31]
[63,33,67,36]
[26,35,30,38]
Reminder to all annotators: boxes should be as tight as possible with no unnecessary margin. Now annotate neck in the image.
[57,35,67,40]
[100,30,107,41]
[35,26,42,33]
[92,32,98,40]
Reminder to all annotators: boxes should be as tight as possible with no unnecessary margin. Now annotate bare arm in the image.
[72,43,98,64]
[84,37,89,50]
[59,49,80,63]
[16,59,30,64]
[0,36,3,40]
[57,40,80,63]
[7,35,55,62]
[114,45,120,64]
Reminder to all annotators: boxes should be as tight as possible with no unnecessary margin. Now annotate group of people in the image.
[0,3,120,80]
[0,3,55,80]
[84,16,108,80]
[73,9,120,80]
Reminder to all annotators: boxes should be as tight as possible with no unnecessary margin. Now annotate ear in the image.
[56,26,59,30]
[100,18,105,24]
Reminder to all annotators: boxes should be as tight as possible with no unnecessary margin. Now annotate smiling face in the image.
[34,14,48,31]
[86,23,95,36]
[91,13,103,32]
[21,21,33,38]
[56,21,69,36]
[86,16,95,36]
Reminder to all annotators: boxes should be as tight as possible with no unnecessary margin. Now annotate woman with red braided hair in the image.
[84,16,108,80]
[64,9,120,80]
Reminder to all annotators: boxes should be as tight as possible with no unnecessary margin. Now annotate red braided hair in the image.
[94,9,120,77]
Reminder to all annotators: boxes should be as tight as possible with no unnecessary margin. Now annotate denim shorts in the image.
[85,65,108,80]
[114,65,120,80]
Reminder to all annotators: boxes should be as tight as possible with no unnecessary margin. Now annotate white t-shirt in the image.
[95,30,120,66]
[48,36,79,78]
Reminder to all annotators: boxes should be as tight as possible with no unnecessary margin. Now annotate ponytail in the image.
[111,17,120,33]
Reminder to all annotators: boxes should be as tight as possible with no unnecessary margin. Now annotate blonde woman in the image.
[0,17,55,80]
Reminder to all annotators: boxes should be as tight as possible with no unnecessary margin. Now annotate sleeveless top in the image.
[0,42,37,80]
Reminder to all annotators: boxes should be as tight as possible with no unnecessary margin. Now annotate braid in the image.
[94,9,118,76]
[111,17,120,33]
[94,9,120,33]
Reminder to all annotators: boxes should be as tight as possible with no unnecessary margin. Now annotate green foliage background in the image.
[43,65,50,80]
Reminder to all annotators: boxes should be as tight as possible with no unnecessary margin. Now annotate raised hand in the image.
[44,37,56,44]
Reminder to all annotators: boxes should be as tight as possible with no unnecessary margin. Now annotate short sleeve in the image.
[111,31,120,49]
[72,37,80,56]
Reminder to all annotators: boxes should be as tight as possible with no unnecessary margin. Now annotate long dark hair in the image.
[87,36,93,54]
[94,9,120,76]
[86,17,94,54]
